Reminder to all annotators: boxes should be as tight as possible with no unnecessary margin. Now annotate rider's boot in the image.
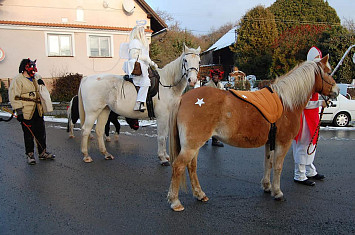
[134,102,146,111]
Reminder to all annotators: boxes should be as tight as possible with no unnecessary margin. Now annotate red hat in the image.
[209,69,224,79]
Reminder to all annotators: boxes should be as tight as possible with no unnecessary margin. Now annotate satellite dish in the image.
[123,0,135,14]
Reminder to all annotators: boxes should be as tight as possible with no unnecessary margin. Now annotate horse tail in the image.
[78,84,85,127]
[169,98,187,191]
[169,99,181,164]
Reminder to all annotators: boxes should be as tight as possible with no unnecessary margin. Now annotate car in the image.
[319,94,355,127]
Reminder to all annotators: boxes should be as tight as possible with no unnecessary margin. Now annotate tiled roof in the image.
[0,20,152,32]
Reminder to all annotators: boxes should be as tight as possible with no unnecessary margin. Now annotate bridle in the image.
[317,63,335,96]
[159,52,200,88]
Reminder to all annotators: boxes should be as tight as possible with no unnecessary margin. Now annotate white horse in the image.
[78,45,201,164]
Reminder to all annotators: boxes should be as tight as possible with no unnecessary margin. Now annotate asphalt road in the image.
[0,119,354,234]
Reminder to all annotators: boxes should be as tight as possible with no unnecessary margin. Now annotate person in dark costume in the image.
[8,59,55,165]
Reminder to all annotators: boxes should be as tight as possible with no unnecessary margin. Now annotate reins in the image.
[307,104,325,155]
[307,64,334,155]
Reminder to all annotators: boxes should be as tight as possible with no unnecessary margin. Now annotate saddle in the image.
[229,87,283,151]
[229,87,283,123]
[123,67,160,119]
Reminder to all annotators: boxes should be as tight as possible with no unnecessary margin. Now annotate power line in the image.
[242,16,342,27]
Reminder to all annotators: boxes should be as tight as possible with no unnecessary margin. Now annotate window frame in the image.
[45,32,75,57]
[87,34,114,58]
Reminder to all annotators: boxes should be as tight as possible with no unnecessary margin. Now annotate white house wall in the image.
[0,0,154,79]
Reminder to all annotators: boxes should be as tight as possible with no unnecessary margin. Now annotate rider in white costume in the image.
[123,23,158,111]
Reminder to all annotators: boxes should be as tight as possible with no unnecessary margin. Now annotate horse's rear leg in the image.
[69,120,75,138]
[168,149,196,212]
[261,143,273,193]
[96,108,113,160]
[271,142,292,201]
[187,152,208,202]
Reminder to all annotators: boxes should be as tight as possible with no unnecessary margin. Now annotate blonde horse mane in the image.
[158,54,183,86]
[271,61,320,111]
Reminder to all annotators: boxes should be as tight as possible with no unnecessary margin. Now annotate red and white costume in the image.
[292,47,323,181]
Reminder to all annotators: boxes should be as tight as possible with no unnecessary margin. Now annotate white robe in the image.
[122,39,151,102]
[292,100,322,180]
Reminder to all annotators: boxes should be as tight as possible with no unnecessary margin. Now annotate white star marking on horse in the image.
[242,95,248,99]
[195,98,205,107]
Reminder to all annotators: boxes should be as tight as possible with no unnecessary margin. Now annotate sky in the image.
[145,0,355,35]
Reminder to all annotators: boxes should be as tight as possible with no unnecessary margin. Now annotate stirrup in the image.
[134,102,146,111]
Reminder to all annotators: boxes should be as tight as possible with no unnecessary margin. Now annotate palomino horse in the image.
[78,45,201,164]
[168,55,339,211]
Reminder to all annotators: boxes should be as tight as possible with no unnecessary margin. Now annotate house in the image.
[0,0,166,90]
[200,26,237,79]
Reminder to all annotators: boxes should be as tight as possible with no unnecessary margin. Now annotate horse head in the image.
[314,55,339,99]
[182,45,201,86]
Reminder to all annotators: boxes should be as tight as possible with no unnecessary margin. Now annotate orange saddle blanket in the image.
[229,87,283,123]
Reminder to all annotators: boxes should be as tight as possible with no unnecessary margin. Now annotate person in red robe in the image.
[292,47,327,186]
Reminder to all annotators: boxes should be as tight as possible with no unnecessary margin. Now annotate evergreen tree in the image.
[230,5,278,80]
[322,33,355,83]
[269,0,340,33]
[268,0,344,77]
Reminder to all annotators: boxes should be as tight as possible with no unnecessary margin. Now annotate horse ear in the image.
[184,44,189,52]
[320,54,329,64]
[197,46,201,53]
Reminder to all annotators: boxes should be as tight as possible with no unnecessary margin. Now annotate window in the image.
[88,35,111,57]
[76,7,84,22]
[47,33,73,56]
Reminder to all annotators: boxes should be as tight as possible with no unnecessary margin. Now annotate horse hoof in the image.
[274,196,286,202]
[199,196,209,202]
[105,155,114,160]
[83,156,93,163]
[264,189,271,194]
[171,205,185,212]
[161,161,170,166]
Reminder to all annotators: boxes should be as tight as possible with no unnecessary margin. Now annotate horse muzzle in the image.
[329,85,340,99]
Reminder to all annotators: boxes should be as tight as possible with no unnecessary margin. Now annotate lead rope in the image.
[1,107,44,151]
[307,106,325,155]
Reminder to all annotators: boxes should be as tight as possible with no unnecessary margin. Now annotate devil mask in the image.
[25,59,37,77]
[19,58,37,78]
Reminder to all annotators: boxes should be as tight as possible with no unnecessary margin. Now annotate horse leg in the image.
[81,116,97,163]
[167,149,196,211]
[261,143,273,193]
[271,142,292,201]
[96,108,114,160]
[157,117,170,166]
[187,152,209,202]
[69,120,75,138]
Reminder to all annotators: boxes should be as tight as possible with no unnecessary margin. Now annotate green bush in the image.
[0,81,9,103]
[51,73,82,102]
